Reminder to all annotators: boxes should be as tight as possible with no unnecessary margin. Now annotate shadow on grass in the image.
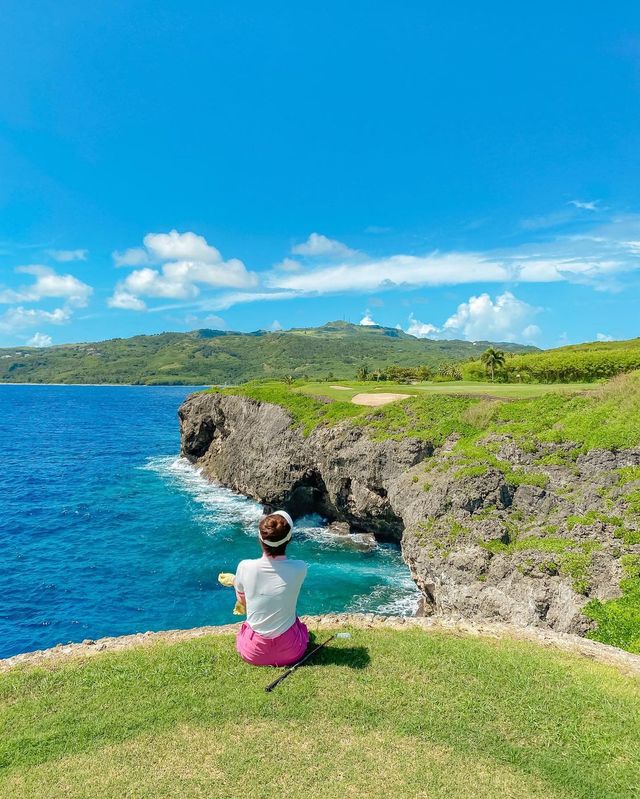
[303,633,370,669]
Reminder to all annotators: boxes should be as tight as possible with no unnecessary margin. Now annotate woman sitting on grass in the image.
[234,511,309,667]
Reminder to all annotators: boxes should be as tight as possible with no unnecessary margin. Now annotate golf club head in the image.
[335,632,351,639]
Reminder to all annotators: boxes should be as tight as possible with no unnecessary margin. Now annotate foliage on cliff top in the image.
[1,627,639,799]
[462,336,640,383]
[216,370,640,451]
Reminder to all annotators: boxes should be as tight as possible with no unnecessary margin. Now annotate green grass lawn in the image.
[297,380,596,401]
[1,628,638,799]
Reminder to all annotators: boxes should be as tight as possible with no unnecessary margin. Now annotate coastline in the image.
[0,383,207,387]
[3,614,639,676]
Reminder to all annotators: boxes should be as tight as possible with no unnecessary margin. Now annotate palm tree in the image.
[356,363,370,381]
[480,348,506,382]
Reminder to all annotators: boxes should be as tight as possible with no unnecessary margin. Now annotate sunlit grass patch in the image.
[1,628,639,798]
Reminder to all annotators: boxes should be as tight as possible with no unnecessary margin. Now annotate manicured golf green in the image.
[297,380,596,402]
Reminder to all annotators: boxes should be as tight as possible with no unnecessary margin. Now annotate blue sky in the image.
[1,1,640,349]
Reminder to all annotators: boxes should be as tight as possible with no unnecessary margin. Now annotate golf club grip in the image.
[265,671,292,692]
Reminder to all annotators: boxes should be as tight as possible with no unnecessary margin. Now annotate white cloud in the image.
[406,314,440,339]
[359,311,378,326]
[0,266,93,307]
[113,247,150,267]
[270,320,283,331]
[143,230,222,263]
[522,324,541,340]
[47,249,88,262]
[568,200,599,211]
[273,258,302,272]
[270,252,509,295]
[0,306,71,332]
[443,291,540,342]
[203,290,298,311]
[108,289,147,311]
[291,232,357,258]
[26,332,53,347]
[109,230,258,310]
[596,332,614,342]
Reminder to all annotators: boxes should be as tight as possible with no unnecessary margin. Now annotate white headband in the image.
[259,510,294,547]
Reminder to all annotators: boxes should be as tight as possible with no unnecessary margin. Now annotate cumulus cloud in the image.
[270,320,283,331]
[291,233,357,258]
[406,314,440,339]
[596,332,614,342]
[109,230,258,310]
[442,291,540,342]
[26,332,53,347]
[359,311,378,326]
[143,230,222,263]
[0,306,71,332]
[522,324,542,340]
[47,249,88,262]
[0,266,93,307]
[108,289,147,311]
[113,247,150,267]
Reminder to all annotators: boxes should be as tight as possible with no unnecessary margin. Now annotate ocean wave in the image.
[346,577,421,617]
[142,456,263,534]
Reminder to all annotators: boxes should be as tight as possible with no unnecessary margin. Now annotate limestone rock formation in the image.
[179,391,640,637]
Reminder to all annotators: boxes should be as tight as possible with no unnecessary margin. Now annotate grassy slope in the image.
[1,629,639,799]
[217,373,640,652]
[218,372,640,450]
[0,321,535,384]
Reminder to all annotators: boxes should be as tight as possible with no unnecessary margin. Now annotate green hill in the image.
[464,337,640,383]
[0,321,536,385]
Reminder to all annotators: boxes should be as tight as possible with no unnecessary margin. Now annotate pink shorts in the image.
[236,617,309,667]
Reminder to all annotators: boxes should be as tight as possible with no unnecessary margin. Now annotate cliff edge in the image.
[179,390,640,641]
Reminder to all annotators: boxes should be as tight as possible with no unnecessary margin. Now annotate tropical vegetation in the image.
[463,337,640,383]
[0,321,535,384]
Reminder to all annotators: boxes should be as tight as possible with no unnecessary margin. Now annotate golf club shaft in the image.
[265,634,336,692]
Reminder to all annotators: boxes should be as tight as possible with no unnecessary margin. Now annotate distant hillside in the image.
[0,321,537,385]
[463,336,640,382]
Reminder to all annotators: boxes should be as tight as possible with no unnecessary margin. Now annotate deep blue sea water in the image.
[0,385,418,658]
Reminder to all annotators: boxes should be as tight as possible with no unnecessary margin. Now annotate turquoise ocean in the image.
[0,385,419,658]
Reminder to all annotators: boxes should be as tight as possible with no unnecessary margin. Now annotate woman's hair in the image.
[259,513,291,557]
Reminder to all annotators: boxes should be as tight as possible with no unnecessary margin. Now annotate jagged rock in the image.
[327,521,351,536]
[179,392,639,638]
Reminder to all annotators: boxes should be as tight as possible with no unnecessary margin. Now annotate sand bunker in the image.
[330,385,352,391]
[351,392,411,406]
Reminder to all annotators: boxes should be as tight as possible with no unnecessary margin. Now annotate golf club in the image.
[265,632,352,692]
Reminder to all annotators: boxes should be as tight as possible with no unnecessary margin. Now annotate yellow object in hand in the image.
[218,572,235,587]
[232,599,247,616]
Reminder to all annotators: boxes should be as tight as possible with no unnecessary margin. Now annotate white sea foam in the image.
[143,455,421,616]
[142,456,263,534]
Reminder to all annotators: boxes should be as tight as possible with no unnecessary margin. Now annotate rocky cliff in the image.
[179,391,640,637]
